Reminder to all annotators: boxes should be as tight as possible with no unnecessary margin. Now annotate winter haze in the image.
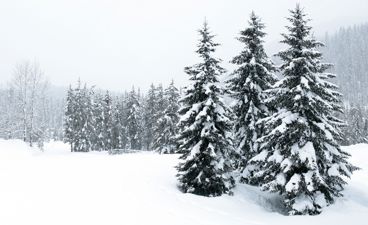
[0,0,367,91]
[1,0,368,224]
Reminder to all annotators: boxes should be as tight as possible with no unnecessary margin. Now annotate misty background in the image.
[1,0,368,146]
[0,0,367,92]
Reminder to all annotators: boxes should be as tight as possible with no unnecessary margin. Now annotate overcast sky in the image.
[0,0,367,92]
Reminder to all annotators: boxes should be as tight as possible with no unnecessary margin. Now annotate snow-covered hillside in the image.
[0,139,367,225]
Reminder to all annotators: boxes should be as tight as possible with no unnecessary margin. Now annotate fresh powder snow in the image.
[0,139,367,225]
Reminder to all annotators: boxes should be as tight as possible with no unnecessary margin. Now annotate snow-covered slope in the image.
[0,139,367,225]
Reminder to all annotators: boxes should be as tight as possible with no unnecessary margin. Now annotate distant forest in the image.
[324,23,368,106]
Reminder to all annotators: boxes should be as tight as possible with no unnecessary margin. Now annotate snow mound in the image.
[0,140,367,225]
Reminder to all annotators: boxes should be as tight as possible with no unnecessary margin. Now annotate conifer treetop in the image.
[185,20,225,84]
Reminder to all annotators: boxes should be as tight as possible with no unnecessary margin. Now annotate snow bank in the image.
[0,140,367,225]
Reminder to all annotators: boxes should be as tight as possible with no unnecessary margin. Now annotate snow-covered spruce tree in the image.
[76,84,94,152]
[153,80,180,154]
[143,84,157,150]
[111,96,128,150]
[154,84,166,120]
[126,87,143,150]
[226,12,277,182]
[249,5,358,215]
[66,83,91,152]
[176,21,235,197]
[91,92,105,151]
[64,85,76,152]
[65,81,87,152]
[102,91,113,150]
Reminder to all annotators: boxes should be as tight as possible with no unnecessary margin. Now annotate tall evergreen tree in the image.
[176,21,235,197]
[249,5,358,215]
[65,82,94,152]
[111,96,128,149]
[153,80,180,154]
[226,12,277,181]
[102,91,113,150]
[126,87,143,150]
[92,92,105,151]
[77,84,94,152]
[64,85,76,152]
[155,84,166,119]
[143,84,157,150]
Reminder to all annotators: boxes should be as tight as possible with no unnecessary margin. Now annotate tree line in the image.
[63,80,180,153]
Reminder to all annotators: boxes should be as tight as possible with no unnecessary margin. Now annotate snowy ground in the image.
[0,139,367,225]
